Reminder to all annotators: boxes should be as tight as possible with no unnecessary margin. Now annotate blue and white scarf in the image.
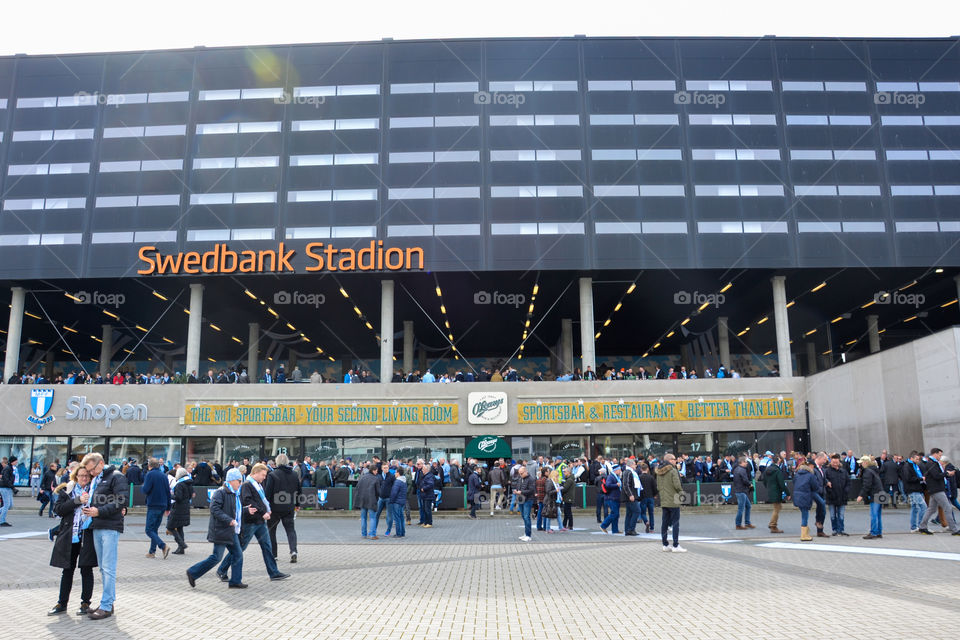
[225,483,241,533]
[246,476,270,512]
[69,482,88,542]
[171,472,192,497]
[81,472,102,530]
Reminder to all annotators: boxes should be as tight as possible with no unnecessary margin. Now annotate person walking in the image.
[47,465,97,616]
[355,463,381,539]
[80,452,128,620]
[264,453,300,563]
[733,456,755,530]
[594,467,608,524]
[917,448,960,535]
[599,464,622,534]
[141,458,171,559]
[792,461,819,541]
[377,463,396,537]
[488,462,505,515]
[39,462,59,518]
[186,468,245,589]
[656,454,686,552]
[764,455,788,533]
[902,451,927,532]
[824,454,850,536]
[30,462,42,499]
[514,466,536,541]
[217,463,289,581]
[168,467,192,554]
[858,456,884,539]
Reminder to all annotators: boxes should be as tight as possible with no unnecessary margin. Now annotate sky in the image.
[3,0,959,56]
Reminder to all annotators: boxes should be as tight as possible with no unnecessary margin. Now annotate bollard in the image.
[696,480,701,506]
[348,485,353,511]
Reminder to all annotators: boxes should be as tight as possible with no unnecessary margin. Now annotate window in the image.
[634,114,679,125]
[231,228,275,240]
[593,185,638,197]
[290,154,333,166]
[331,226,376,238]
[842,221,885,232]
[786,115,829,126]
[886,150,929,161]
[199,89,241,101]
[145,124,186,137]
[285,227,330,239]
[187,229,230,242]
[743,221,788,233]
[240,87,283,100]
[40,233,82,245]
[925,116,960,126]
[387,224,432,237]
[141,159,183,171]
[881,116,923,126]
[590,114,634,125]
[288,190,332,203]
[798,221,842,233]
[824,81,866,92]
[891,185,934,196]
[782,81,823,92]
[838,185,881,196]
[638,185,685,196]
[434,223,481,236]
[0,234,40,245]
[135,230,177,243]
[148,91,190,103]
[698,221,744,233]
[587,80,632,91]
[333,189,377,201]
[693,149,780,160]
[92,231,135,244]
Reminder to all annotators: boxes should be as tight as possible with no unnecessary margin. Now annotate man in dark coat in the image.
[141,458,171,559]
[417,460,435,527]
[124,461,143,485]
[824,454,850,536]
[857,456,884,539]
[192,461,213,487]
[40,463,59,518]
[879,451,901,508]
[466,465,482,519]
[264,454,300,563]
[355,463,381,538]
[764,456,789,533]
[217,463,288,581]
[186,468,245,588]
[0,456,16,526]
[733,457,755,530]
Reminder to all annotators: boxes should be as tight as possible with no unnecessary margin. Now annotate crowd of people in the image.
[5,361,756,386]
[1,443,956,619]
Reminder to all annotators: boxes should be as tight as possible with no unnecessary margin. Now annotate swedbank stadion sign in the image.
[137,241,424,275]
[468,392,508,425]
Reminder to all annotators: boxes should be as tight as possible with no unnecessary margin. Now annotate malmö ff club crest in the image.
[28,388,55,428]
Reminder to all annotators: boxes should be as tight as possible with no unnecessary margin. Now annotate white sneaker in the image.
[910,527,919,533]
[662,545,671,552]
[519,535,531,542]
[671,545,687,553]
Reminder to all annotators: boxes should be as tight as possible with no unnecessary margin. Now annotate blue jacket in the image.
[389,478,407,505]
[380,471,396,500]
[418,470,435,497]
[467,471,482,501]
[792,468,820,510]
[603,473,622,501]
[141,468,171,510]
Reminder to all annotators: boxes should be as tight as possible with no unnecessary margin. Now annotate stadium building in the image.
[0,36,959,474]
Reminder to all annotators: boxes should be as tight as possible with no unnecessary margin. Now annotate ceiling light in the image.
[614,302,622,312]
[436,286,442,297]
[720,282,732,293]
[697,302,710,312]
[286,323,296,331]
[64,292,82,303]
[763,350,772,355]
[528,303,534,314]
[603,319,611,327]
[135,325,148,332]
[804,329,817,336]
[91,336,102,343]
[365,322,373,330]
[666,331,674,338]
[62,325,78,333]
[152,290,168,301]
[935,268,944,273]
[786,301,795,308]
[831,316,843,324]
[757,316,768,325]
[653,342,661,349]
[904,315,917,323]
[941,299,958,308]
[267,308,278,318]
[25,311,41,320]
[209,323,221,331]
[595,332,601,339]
[861,300,876,309]
[811,282,826,293]
[681,318,690,326]
[244,289,257,300]
[231,336,242,343]
[440,304,446,314]
[340,287,348,298]
[626,283,636,294]
[103,310,118,320]
[900,280,917,291]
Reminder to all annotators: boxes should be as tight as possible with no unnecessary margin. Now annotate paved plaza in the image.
[3,504,960,639]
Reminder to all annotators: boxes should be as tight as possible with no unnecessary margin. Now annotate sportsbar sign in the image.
[185,402,458,426]
[137,241,424,275]
[517,397,794,424]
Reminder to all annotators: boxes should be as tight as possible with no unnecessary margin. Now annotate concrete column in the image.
[806,341,817,375]
[163,354,174,373]
[287,351,297,375]
[717,316,731,369]
[403,320,414,375]
[771,276,793,377]
[561,318,574,374]
[44,352,55,380]
[866,314,880,354]
[247,323,259,380]
[825,325,834,369]
[99,324,113,377]
[380,280,394,382]
[3,286,25,383]
[185,284,204,379]
[418,347,427,374]
[578,277,596,375]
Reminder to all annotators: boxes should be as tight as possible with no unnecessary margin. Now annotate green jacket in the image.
[763,464,788,503]
[655,463,683,508]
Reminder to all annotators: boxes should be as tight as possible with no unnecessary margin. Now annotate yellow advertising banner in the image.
[517,397,793,424]
[185,403,458,426]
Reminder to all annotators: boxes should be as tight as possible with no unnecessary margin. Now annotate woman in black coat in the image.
[167,468,193,554]
[48,465,97,616]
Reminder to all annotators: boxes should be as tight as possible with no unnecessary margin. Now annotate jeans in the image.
[800,507,810,527]
[58,541,94,607]
[624,499,640,533]
[145,507,167,553]
[595,494,608,522]
[519,500,532,537]
[829,504,846,533]
[375,497,391,533]
[0,487,12,523]
[536,501,546,530]
[92,528,119,611]
[417,496,426,524]
[562,503,574,529]
[661,507,679,547]
[40,492,55,517]
[267,511,297,557]
[219,522,280,578]
[360,507,377,537]
[391,504,405,536]
[188,533,243,586]
[421,498,433,525]
[640,497,655,529]
[735,493,751,526]
[869,501,882,535]
[510,492,518,511]
[600,499,620,533]
[908,492,927,529]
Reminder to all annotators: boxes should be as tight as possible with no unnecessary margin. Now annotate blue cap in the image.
[225,468,243,482]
